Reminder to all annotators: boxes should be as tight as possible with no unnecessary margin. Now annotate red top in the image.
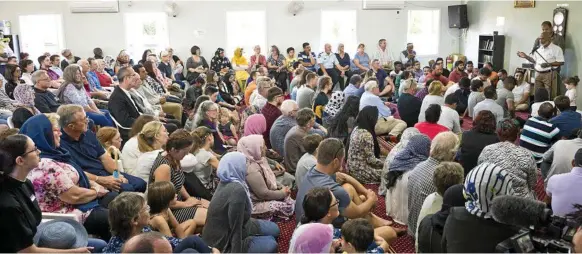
[261,102,282,148]
[96,72,113,87]
[448,69,468,84]
[426,72,450,85]
[414,122,449,140]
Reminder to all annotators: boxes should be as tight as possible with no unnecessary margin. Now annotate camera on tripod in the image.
[496,215,576,253]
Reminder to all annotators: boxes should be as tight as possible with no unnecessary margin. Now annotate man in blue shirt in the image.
[343,75,365,98]
[317,43,343,90]
[550,95,582,138]
[359,80,407,137]
[298,42,317,72]
[57,104,146,193]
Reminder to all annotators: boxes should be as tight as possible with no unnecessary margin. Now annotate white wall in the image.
[0,0,461,65]
[461,0,581,79]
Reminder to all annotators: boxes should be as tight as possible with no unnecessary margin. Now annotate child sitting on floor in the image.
[340,219,391,253]
[147,181,198,238]
[218,107,238,146]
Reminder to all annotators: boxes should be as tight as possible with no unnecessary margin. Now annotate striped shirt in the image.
[519,116,561,163]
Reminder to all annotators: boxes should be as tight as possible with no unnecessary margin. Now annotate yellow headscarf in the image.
[232,47,248,65]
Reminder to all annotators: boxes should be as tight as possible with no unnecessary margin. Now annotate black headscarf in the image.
[354,106,380,158]
[431,184,466,233]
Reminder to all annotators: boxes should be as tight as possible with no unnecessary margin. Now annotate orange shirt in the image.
[244,82,257,105]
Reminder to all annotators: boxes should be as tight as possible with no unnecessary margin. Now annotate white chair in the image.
[6,116,14,128]
[41,212,79,223]
[110,114,131,131]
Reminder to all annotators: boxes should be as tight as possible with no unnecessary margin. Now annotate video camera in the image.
[496,214,575,253]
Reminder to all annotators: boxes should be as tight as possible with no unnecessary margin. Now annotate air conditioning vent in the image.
[362,0,406,10]
[70,0,119,13]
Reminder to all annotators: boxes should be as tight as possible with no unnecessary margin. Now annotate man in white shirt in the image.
[518,32,565,98]
[317,43,342,90]
[373,39,394,72]
[399,43,418,65]
[473,85,505,124]
[439,94,462,134]
[251,78,272,110]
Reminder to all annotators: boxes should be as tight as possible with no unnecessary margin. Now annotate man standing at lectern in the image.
[518,32,564,98]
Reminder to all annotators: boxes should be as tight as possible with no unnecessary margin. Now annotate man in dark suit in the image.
[108,66,143,140]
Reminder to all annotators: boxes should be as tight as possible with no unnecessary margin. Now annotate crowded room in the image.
[2,0,582,253]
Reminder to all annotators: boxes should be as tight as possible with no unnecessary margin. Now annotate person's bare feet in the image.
[370,213,393,227]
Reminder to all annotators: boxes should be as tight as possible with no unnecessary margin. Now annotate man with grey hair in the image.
[33,70,62,113]
[317,43,342,90]
[108,66,143,138]
[60,48,81,70]
[397,78,422,127]
[57,104,146,193]
[249,76,271,106]
[122,232,172,253]
[360,81,407,138]
[343,74,364,98]
[251,78,272,110]
[79,58,109,100]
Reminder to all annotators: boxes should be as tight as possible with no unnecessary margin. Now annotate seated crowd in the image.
[2,38,582,254]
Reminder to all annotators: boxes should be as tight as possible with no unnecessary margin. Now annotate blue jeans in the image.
[87,238,107,253]
[247,219,279,253]
[86,110,114,127]
[174,235,212,253]
[120,172,147,193]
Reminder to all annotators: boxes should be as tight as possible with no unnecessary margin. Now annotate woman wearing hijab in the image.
[347,106,384,184]
[379,127,420,195]
[210,48,232,76]
[20,114,113,241]
[238,135,295,221]
[442,162,520,252]
[232,47,250,89]
[323,91,345,127]
[417,184,465,253]
[385,134,431,224]
[289,223,335,253]
[56,64,115,127]
[243,113,267,137]
[11,84,40,128]
[202,152,280,253]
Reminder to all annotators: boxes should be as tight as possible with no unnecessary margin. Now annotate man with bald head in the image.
[318,43,343,90]
[122,232,172,253]
[520,101,561,163]
[518,32,564,98]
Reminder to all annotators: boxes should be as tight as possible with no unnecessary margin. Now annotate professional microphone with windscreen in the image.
[490,195,552,228]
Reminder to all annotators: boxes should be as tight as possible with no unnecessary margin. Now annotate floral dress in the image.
[27,158,91,222]
[347,127,384,184]
[210,56,232,74]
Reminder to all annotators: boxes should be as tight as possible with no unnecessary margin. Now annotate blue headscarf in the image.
[216,152,252,210]
[19,114,99,212]
[389,134,431,172]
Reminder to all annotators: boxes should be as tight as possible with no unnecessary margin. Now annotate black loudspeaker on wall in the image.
[448,4,469,29]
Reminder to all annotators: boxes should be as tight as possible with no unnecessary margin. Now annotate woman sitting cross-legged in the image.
[384,134,431,225]
[296,187,396,252]
[20,114,114,241]
[147,181,198,237]
[237,135,295,221]
[202,152,280,253]
[103,192,215,253]
[149,129,209,226]
[347,106,384,184]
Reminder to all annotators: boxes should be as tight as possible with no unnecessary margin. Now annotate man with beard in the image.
[261,86,285,148]
[472,67,493,88]
[399,42,418,65]
[448,60,468,83]
[426,63,452,91]
[532,21,565,51]
[412,61,423,81]
[495,69,508,89]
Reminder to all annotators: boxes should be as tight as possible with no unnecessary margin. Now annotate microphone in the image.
[531,43,540,55]
[490,195,552,228]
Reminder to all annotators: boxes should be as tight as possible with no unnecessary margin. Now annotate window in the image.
[407,10,440,56]
[226,11,266,59]
[124,13,169,62]
[320,11,357,54]
[19,14,65,64]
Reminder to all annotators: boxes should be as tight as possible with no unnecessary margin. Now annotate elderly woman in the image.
[210,48,232,76]
[442,163,520,252]
[323,91,345,127]
[379,127,420,195]
[347,106,384,184]
[193,101,226,154]
[478,119,537,198]
[457,110,499,174]
[267,45,288,92]
[103,192,213,253]
[249,45,267,71]
[56,64,114,127]
[114,50,132,75]
[12,84,40,128]
[20,114,112,240]
[94,59,116,87]
[238,135,295,220]
[336,43,352,90]
[385,134,431,224]
[232,47,250,87]
[149,130,209,226]
[202,152,280,253]
[407,131,459,237]
[418,81,445,122]
[351,43,370,74]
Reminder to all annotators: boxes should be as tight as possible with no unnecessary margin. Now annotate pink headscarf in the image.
[237,135,278,190]
[243,114,267,137]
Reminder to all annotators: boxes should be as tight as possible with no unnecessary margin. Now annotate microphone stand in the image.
[531,47,556,97]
